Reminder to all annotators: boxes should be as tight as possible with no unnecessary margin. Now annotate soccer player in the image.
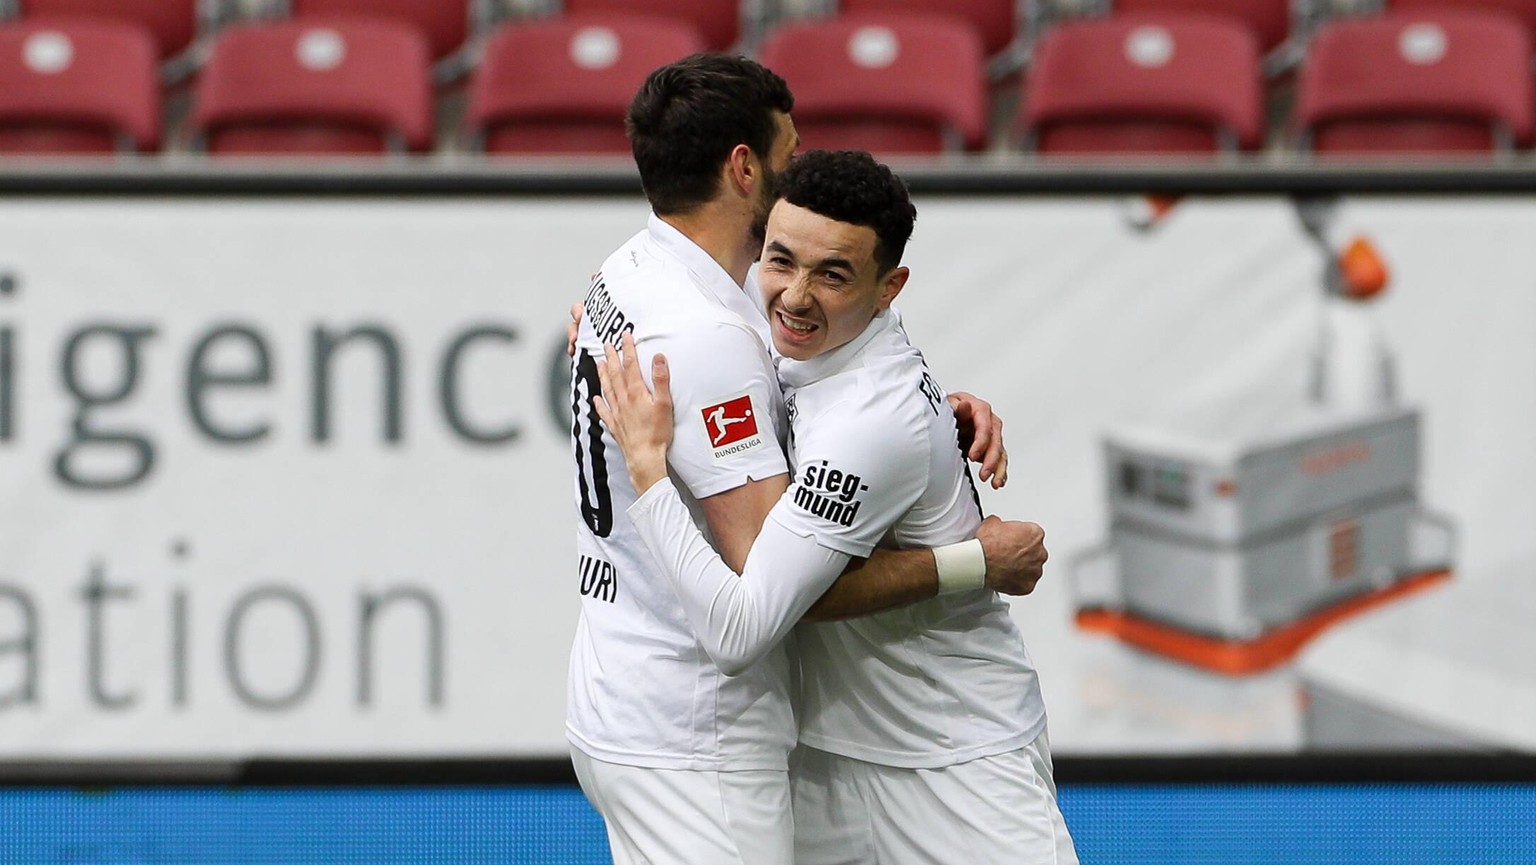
[567,57,1050,865]
[591,149,1077,865]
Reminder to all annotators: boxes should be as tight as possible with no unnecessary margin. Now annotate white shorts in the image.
[789,729,1078,865]
[570,748,794,865]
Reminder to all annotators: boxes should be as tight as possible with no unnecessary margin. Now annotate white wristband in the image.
[933,538,987,594]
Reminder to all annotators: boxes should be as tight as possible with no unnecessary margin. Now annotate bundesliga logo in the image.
[702,395,757,446]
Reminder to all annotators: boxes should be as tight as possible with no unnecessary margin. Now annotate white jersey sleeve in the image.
[769,397,930,559]
[648,320,788,499]
[628,479,849,676]
[623,389,930,676]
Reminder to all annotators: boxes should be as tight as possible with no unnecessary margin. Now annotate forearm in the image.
[630,479,848,675]
[803,535,993,621]
[802,547,939,621]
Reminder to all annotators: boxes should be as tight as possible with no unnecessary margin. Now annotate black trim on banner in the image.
[1,755,1534,787]
[1054,754,1536,785]
[12,160,1536,196]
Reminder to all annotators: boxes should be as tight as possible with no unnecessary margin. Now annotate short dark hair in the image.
[777,150,916,275]
[627,53,794,215]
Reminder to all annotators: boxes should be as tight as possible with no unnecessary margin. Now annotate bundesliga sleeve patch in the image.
[700,393,764,460]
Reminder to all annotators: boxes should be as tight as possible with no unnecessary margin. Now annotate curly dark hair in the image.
[776,150,916,275]
[627,53,794,216]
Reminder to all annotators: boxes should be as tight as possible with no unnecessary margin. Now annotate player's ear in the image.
[877,266,909,310]
[725,143,756,198]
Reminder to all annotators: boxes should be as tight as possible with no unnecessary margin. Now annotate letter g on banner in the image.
[55,324,158,491]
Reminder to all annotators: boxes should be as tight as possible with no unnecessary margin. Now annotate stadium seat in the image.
[1294,11,1534,155]
[1112,0,1291,55]
[466,15,706,155]
[0,20,160,154]
[561,0,742,52]
[1018,13,1265,155]
[757,14,989,154]
[1387,0,1536,42]
[834,0,1023,62]
[12,0,201,59]
[189,19,434,155]
[283,0,472,62]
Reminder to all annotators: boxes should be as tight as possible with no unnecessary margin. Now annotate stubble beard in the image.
[748,165,779,257]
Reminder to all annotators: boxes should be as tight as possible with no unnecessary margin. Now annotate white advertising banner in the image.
[0,195,1531,758]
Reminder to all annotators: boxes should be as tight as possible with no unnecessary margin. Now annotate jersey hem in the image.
[687,466,791,502]
[766,509,874,559]
[566,728,790,772]
[794,714,1048,770]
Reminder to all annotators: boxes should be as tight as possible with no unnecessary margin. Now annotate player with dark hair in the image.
[567,55,1048,865]
[627,54,792,221]
[770,147,917,274]
[592,149,1077,865]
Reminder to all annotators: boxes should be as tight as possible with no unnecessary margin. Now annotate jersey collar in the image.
[777,307,902,390]
[646,213,768,338]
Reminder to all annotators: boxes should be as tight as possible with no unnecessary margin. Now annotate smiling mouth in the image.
[777,311,817,335]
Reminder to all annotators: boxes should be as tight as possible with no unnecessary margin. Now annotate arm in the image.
[629,479,851,675]
[594,335,1044,671]
[804,547,937,620]
[592,331,790,573]
[698,474,788,573]
[805,386,1026,618]
[597,335,831,674]
[641,474,1046,661]
[804,515,1047,620]
[599,335,1016,545]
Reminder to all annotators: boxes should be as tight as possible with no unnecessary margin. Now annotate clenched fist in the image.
[975,516,1047,596]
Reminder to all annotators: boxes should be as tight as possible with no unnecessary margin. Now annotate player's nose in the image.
[781,273,814,312]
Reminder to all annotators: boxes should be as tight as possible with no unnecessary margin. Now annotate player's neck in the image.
[660,203,757,288]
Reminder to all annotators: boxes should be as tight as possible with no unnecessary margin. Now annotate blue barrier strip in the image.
[0,783,1531,864]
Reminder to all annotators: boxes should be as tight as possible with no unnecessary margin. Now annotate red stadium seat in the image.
[190,19,433,155]
[1294,11,1534,155]
[0,20,160,153]
[15,0,199,59]
[1019,14,1264,155]
[1387,0,1536,42]
[835,0,1022,60]
[1112,0,1291,55]
[757,14,989,155]
[562,0,741,51]
[287,0,470,61]
[466,15,705,155]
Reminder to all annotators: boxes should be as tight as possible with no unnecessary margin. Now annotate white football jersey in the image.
[566,215,792,771]
[775,308,1047,769]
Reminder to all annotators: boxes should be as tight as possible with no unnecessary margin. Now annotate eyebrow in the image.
[765,240,855,275]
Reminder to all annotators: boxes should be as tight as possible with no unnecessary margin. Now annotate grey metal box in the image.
[1115,494,1416,639]
[1105,405,1419,546]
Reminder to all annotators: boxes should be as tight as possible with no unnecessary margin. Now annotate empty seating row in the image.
[0,0,755,81]
[3,7,1536,158]
[0,0,207,59]
[1027,9,1534,155]
[0,1,1332,84]
[0,15,705,155]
